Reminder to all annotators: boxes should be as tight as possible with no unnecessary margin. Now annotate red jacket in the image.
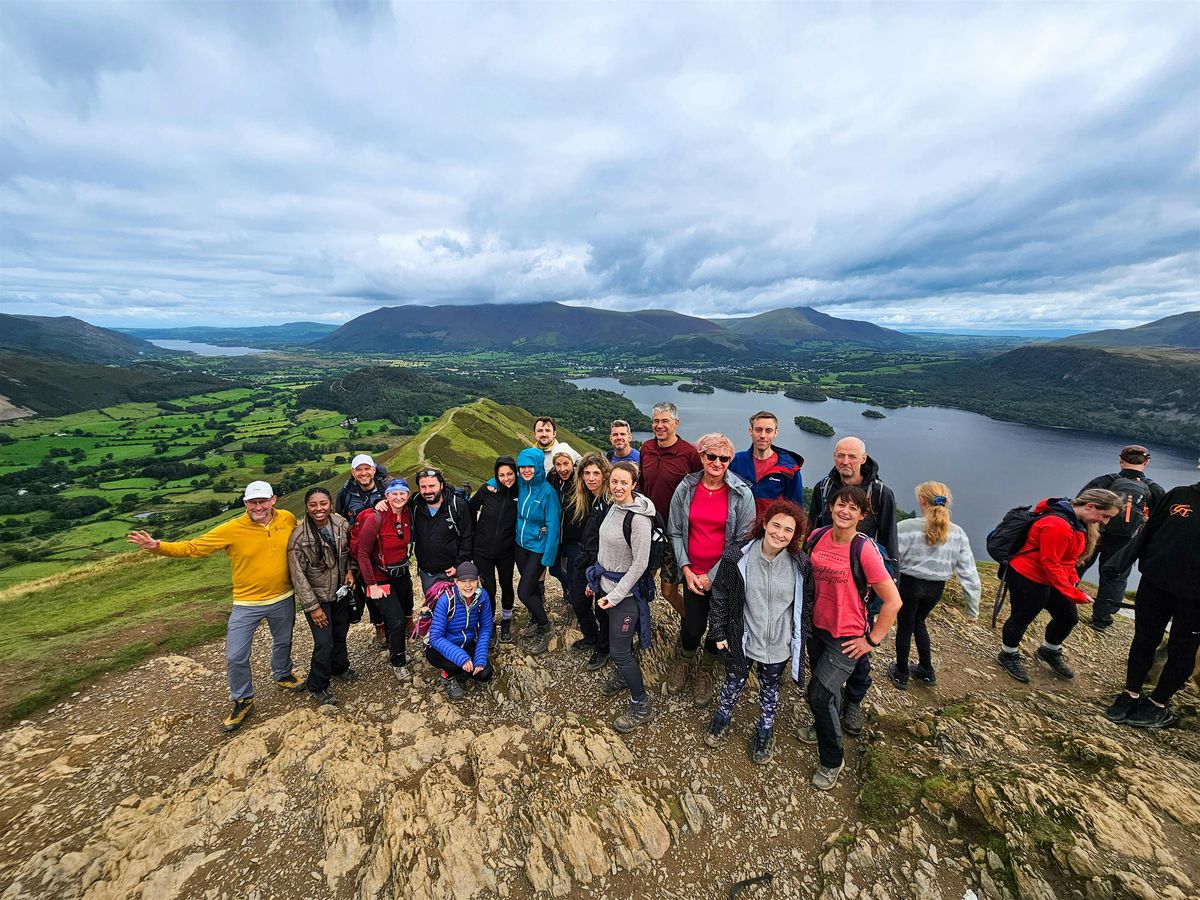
[1009,499,1089,603]
[356,507,412,585]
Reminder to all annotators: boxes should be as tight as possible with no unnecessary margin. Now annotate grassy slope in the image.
[0,400,596,723]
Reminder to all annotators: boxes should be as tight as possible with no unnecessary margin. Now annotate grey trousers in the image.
[226,595,296,700]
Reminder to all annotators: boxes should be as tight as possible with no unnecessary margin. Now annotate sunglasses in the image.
[415,468,441,480]
[704,453,732,463]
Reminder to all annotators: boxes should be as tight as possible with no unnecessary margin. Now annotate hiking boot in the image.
[703,714,731,748]
[601,668,628,697]
[887,662,909,691]
[666,652,692,694]
[442,672,466,701]
[222,698,254,732]
[1104,692,1140,724]
[613,697,654,733]
[1090,618,1113,633]
[1035,646,1075,680]
[841,701,865,737]
[795,724,818,744]
[585,649,609,672]
[519,620,541,639]
[312,688,338,706]
[333,668,359,683]
[1125,699,1178,729]
[571,637,595,652]
[499,619,513,644]
[811,762,844,791]
[910,663,937,686]
[750,726,775,765]
[273,674,304,691]
[528,625,551,656]
[692,652,718,709]
[393,665,412,684]
[996,650,1030,683]
[374,623,388,649]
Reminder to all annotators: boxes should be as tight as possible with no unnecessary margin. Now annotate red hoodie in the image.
[1009,499,1089,603]
[356,506,412,585]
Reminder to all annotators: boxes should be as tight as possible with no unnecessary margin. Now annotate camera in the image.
[334,584,352,602]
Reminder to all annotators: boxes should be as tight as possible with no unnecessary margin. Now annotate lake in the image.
[575,377,1199,586]
[149,340,269,356]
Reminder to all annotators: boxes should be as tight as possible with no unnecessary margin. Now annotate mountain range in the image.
[0,314,163,364]
[1055,310,1199,349]
[315,301,922,355]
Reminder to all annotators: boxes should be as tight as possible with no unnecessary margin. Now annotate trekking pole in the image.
[729,872,773,899]
[991,568,1009,630]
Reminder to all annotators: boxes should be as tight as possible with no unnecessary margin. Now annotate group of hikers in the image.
[128,408,1200,791]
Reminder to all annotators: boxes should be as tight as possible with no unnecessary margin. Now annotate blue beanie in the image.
[385,478,410,495]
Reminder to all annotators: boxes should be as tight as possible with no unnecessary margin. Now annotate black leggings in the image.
[377,571,414,667]
[476,552,515,614]
[681,585,719,654]
[608,597,645,701]
[1001,567,1078,648]
[894,574,946,674]
[514,545,549,628]
[568,565,606,651]
[1124,579,1200,705]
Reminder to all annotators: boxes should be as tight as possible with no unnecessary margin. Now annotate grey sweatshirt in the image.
[742,539,797,664]
[597,493,657,605]
[896,518,982,619]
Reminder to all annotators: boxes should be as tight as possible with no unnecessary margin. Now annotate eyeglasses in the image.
[704,453,732,463]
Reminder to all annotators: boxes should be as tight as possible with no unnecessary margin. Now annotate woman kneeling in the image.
[425,562,495,701]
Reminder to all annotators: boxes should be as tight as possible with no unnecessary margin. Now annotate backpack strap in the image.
[804,524,832,553]
[622,509,634,548]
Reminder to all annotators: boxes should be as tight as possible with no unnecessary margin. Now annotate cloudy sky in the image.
[1,1,1197,333]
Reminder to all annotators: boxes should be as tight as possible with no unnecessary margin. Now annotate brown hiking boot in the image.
[666,652,692,694]
[692,652,718,709]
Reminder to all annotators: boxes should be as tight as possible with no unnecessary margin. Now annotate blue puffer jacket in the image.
[429,586,494,670]
[516,446,561,566]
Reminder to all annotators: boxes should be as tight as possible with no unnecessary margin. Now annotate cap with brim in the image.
[1120,444,1150,462]
[385,478,410,495]
[351,454,376,470]
[243,481,273,501]
[455,561,479,580]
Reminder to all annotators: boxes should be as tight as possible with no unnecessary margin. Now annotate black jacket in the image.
[807,456,899,559]
[335,474,388,522]
[1105,482,1199,600]
[549,470,584,545]
[410,487,473,574]
[574,493,612,575]
[470,458,518,560]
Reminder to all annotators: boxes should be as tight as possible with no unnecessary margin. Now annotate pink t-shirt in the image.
[687,483,729,577]
[810,531,890,638]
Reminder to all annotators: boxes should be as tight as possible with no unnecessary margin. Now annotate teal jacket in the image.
[516,447,561,566]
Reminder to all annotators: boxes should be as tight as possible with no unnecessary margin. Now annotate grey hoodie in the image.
[597,492,657,605]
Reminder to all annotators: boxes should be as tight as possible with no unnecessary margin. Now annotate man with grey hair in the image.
[806,436,898,737]
[607,419,640,465]
[639,401,702,614]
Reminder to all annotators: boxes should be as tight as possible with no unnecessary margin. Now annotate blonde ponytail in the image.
[914,481,952,546]
[1073,488,1121,563]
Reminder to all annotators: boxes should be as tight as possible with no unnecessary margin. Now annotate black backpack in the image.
[986,503,1073,625]
[1104,475,1152,538]
[621,495,669,571]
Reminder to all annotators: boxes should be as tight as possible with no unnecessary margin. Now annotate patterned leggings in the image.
[715,660,787,730]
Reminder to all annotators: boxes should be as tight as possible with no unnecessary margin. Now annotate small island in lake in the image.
[678,382,715,394]
[783,384,828,402]
[794,415,835,436]
[862,409,886,418]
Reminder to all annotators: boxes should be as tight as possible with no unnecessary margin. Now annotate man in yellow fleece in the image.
[128,480,301,732]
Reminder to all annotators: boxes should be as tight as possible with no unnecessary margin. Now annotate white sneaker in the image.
[393,665,412,683]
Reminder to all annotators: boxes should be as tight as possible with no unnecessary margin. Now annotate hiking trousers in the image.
[894,575,945,675]
[426,641,495,681]
[608,595,646,701]
[475,551,515,614]
[1001,568,1078,648]
[1124,578,1200,705]
[1080,531,1133,626]
[514,545,550,628]
[806,628,860,768]
[226,595,296,701]
[681,585,720,655]
[304,599,352,693]
[378,570,414,668]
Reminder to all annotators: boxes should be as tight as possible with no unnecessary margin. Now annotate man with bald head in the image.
[807,436,899,737]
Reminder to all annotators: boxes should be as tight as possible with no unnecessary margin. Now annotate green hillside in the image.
[1056,310,1200,349]
[0,314,163,363]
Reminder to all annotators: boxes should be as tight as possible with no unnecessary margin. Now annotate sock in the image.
[1001,644,1020,655]
[1040,641,1063,652]
[502,610,513,620]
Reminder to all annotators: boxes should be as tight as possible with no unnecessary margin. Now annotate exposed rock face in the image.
[1,575,1198,899]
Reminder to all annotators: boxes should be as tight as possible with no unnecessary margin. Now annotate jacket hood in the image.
[516,447,548,489]
[616,491,656,518]
[1035,498,1084,530]
[824,454,880,487]
[488,456,518,494]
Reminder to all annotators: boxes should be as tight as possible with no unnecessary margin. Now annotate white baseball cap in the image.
[243,481,274,501]
[351,454,376,470]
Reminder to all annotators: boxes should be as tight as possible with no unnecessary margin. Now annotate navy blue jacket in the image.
[729,444,805,518]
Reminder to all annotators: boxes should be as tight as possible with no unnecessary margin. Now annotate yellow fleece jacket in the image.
[155,509,298,606]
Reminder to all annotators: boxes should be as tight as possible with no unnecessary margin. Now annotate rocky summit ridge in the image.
[1,572,1197,900]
